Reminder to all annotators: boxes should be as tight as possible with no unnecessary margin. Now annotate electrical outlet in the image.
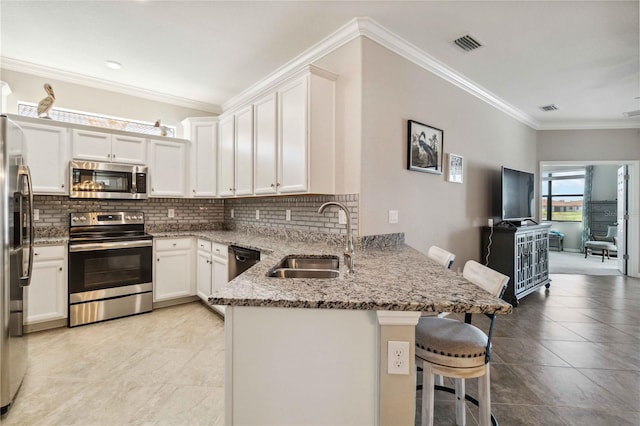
[255,209,260,220]
[338,210,347,225]
[387,341,410,375]
[33,209,40,221]
[389,210,399,224]
[168,208,175,218]
[230,208,234,219]
[286,209,291,221]
[488,218,494,227]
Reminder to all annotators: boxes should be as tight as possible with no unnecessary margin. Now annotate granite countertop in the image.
[171,230,515,315]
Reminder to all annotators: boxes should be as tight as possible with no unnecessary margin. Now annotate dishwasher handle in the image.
[229,245,260,262]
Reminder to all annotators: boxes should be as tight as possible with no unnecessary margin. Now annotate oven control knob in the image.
[80,216,87,221]
[71,216,78,222]
[126,215,131,220]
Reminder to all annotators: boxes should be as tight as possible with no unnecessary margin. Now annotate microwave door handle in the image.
[18,165,34,287]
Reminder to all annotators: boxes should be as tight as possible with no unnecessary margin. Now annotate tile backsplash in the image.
[224,194,359,235]
[33,196,224,236]
[32,194,359,237]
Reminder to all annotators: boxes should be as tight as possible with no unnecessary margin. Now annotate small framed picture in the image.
[407,120,443,174]
[447,153,463,183]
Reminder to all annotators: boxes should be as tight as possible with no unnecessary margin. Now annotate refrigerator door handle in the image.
[18,164,34,287]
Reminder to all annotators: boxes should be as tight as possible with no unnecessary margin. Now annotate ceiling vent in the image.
[453,34,483,52]
[539,104,559,112]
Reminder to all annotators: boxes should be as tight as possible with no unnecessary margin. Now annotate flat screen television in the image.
[501,167,535,221]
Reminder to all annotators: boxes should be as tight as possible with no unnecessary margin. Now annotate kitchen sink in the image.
[267,255,340,279]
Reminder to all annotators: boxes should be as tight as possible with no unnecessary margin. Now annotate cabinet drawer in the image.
[33,245,66,261]
[155,238,192,251]
[212,243,228,260]
[196,239,211,253]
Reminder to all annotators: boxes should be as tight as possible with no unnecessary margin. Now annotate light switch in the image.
[286,209,291,221]
[33,209,40,221]
[168,208,175,218]
[389,210,399,224]
[255,209,260,220]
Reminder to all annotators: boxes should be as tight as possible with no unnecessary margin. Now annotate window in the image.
[541,169,585,222]
[18,102,176,137]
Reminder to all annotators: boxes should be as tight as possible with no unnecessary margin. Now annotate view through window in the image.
[541,169,585,221]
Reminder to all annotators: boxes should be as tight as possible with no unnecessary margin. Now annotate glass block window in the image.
[18,102,176,137]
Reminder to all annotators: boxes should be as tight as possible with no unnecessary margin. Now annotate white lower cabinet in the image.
[154,238,194,302]
[26,245,67,324]
[195,239,228,315]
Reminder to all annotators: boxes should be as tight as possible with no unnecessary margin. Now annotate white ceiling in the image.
[1,1,638,130]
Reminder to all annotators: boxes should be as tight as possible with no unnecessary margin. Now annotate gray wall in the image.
[357,38,538,265]
[537,129,640,162]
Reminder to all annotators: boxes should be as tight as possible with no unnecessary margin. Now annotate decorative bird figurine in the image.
[37,83,55,119]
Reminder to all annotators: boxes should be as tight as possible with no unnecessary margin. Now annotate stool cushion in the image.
[415,317,488,368]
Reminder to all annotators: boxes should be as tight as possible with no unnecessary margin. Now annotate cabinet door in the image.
[72,129,112,161]
[154,249,193,301]
[235,106,254,196]
[212,257,228,292]
[189,120,218,197]
[111,134,146,164]
[218,115,235,197]
[149,139,186,197]
[21,122,69,194]
[254,94,278,195]
[278,77,308,193]
[27,256,66,324]
[196,250,213,301]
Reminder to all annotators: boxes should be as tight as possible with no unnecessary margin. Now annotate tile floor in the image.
[419,273,640,425]
[3,273,640,425]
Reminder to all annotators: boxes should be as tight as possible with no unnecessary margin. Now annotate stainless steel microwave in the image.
[70,161,148,199]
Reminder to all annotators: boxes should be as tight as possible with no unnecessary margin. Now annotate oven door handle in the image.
[69,240,153,252]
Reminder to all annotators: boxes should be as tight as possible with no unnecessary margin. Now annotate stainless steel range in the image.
[68,212,153,327]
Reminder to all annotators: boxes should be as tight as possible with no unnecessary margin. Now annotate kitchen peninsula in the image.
[208,232,512,425]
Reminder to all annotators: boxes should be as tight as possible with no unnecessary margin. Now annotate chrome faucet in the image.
[318,202,355,273]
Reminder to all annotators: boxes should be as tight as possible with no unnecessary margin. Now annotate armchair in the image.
[584,225,617,262]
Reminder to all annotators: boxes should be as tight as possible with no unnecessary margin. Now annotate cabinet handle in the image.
[276,182,281,187]
[172,243,177,246]
[229,188,233,191]
[59,267,63,271]
[61,184,65,188]
[157,258,160,262]
[193,189,196,193]
[34,252,39,256]
[270,183,275,188]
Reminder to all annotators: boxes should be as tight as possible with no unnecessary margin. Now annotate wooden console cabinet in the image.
[481,223,551,306]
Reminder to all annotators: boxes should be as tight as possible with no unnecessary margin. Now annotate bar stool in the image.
[415,260,509,426]
[427,245,456,269]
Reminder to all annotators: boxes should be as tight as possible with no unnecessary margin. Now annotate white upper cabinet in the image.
[254,93,278,195]
[148,139,187,197]
[225,66,337,195]
[235,105,254,196]
[20,121,70,195]
[72,128,146,164]
[218,115,235,197]
[182,117,218,197]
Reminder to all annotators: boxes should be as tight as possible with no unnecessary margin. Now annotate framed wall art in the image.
[446,153,463,183]
[407,120,443,174]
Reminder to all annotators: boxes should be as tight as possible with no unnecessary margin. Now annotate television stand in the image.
[481,223,551,306]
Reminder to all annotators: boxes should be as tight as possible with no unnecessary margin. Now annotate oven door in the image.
[68,240,152,299]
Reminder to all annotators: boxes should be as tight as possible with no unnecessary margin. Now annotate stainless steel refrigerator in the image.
[0,115,34,415]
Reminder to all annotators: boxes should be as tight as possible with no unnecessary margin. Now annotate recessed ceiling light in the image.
[105,60,122,70]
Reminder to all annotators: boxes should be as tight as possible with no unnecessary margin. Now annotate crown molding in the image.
[536,120,640,130]
[222,18,360,112]
[354,17,540,129]
[0,56,222,114]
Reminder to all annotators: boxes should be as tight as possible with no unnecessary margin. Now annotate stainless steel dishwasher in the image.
[228,245,260,281]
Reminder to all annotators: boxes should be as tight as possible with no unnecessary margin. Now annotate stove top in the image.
[69,212,149,243]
